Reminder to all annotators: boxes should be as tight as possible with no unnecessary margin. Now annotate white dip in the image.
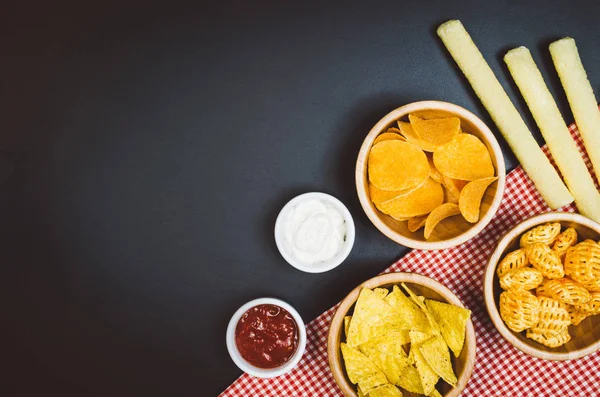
[282,199,346,266]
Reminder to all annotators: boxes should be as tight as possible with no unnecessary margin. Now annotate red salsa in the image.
[235,304,299,369]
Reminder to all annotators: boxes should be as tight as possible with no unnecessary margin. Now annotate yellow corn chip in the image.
[411,346,439,395]
[344,316,352,337]
[368,140,430,191]
[360,334,410,385]
[409,114,460,150]
[408,215,428,232]
[376,178,444,218]
[433,134,495,181]
[374,288,390,300]
[386,286,433,333]
[401,284,441,336]
[458,177,498,223]
[425,299,471,357]
[424,203,461,239]
[367,385,404,397]
[341,343,388,393]
[419,336,457,387]
[374,132,406,145]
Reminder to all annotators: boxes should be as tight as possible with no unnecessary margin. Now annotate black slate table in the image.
[2,1,599,396]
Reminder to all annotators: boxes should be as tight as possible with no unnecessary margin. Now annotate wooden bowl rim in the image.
[483,212,600,361]
[356,100,506,250]
[327,272,476,397]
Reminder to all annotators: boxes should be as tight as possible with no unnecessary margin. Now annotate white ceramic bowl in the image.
[226,297,307,378]
[274,192,355,273]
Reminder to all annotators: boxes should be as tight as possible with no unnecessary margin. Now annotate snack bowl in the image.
[355,100,506,250]
[226,297,307,378]
[327,272,476,397]
[484,212,600,360]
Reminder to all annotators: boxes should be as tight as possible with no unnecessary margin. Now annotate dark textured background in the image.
[1,1,598,396]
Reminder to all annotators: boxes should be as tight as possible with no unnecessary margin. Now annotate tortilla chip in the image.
[407,215,428,232]
[344,316,352,337]
[425,299,471,357]
[366,384,404,397]
[409,114,460,150]
[347,288,407,346]
[401,284,441,335]
[395,364,424,394]
[374,132,406,145]
[433,134,495,181]
[360,333,410,385]
[376,178,444,218]
[459,177,498,223]
[385,286,433,333]
[419,336,457,387]
[424,203,461,239]
[368,140,430,191]
[412,346,439,395]
[341,343,388,393]
[374,288,390,300]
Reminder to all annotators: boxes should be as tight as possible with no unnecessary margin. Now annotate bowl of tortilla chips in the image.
[355,100,505,250]
[327,272,476,397]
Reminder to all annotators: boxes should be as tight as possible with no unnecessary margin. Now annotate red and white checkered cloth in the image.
[220,121,600,397]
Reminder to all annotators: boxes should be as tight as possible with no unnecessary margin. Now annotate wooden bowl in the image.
[327,272,476,397]
[484,212,600,360]
[355,101,506,250]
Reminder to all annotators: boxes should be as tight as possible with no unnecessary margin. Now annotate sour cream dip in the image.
[274,192,355,273]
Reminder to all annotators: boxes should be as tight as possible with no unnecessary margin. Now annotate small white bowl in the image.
[274,192,355,273]
[226,297,307,378]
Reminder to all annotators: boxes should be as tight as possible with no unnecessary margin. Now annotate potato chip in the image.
[425,300,471,357]
[376,178,444,219]
[525,242,565,279]
[433,134,495,181]
[341,343,388,393]
[564,240,600,284]
[496,248,529,278]
[536,278,591,306]
[552,227,578,259]
[344,316,352,337]
[385,286,433,334]
[407,215,428,232]
[526,328,571,348]
[441,176,467,205]
[368,140,430,191]
[458,177,497,223]
[424,203,461,239]
[360,334,410,385]
[374,132,406,145]
[419,336,457,387]
[499,289,540,333]
[427,154,443,183]
[520,222,562,247]
[499,267,543,291]
[398,121,436,152]
[366,385,404,397]
[347,288,406,347]
[369,184,410,206]
[409,114,460,150]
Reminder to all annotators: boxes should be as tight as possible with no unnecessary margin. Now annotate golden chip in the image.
[341,343,388,394]
[499,289,540,333]
[520,222,562,247]
[525,242,565,279]
[458,177,498,223]
[425,300,471,357]
[424,203,461,239]
[441,176,467,204]
[419,336,457,387]
[433,134,495,181]
[376,178,444,219]
[564,240,600,284]
[427,154,443,183]
[531,296,571,336]
[536,278,591,306]
[575,292,600,315]
[397,121,435,151]
[566,304,588,326]
[552,227,578,258]
[407,215,428,232]
[496,248,529,278]
[368,140,430,191]
[374,132,406,145]
[499,267,543,291]
[526,328,571,348]
[409,114,460,150]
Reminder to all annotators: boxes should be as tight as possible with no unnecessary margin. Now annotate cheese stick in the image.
[504,47,600,222]
[437,20,573,209]
[550,37,600,181]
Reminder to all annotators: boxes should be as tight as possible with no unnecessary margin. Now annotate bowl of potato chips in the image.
[327,272,476,397]
[484,212,600,360]
[356,101,505,250]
